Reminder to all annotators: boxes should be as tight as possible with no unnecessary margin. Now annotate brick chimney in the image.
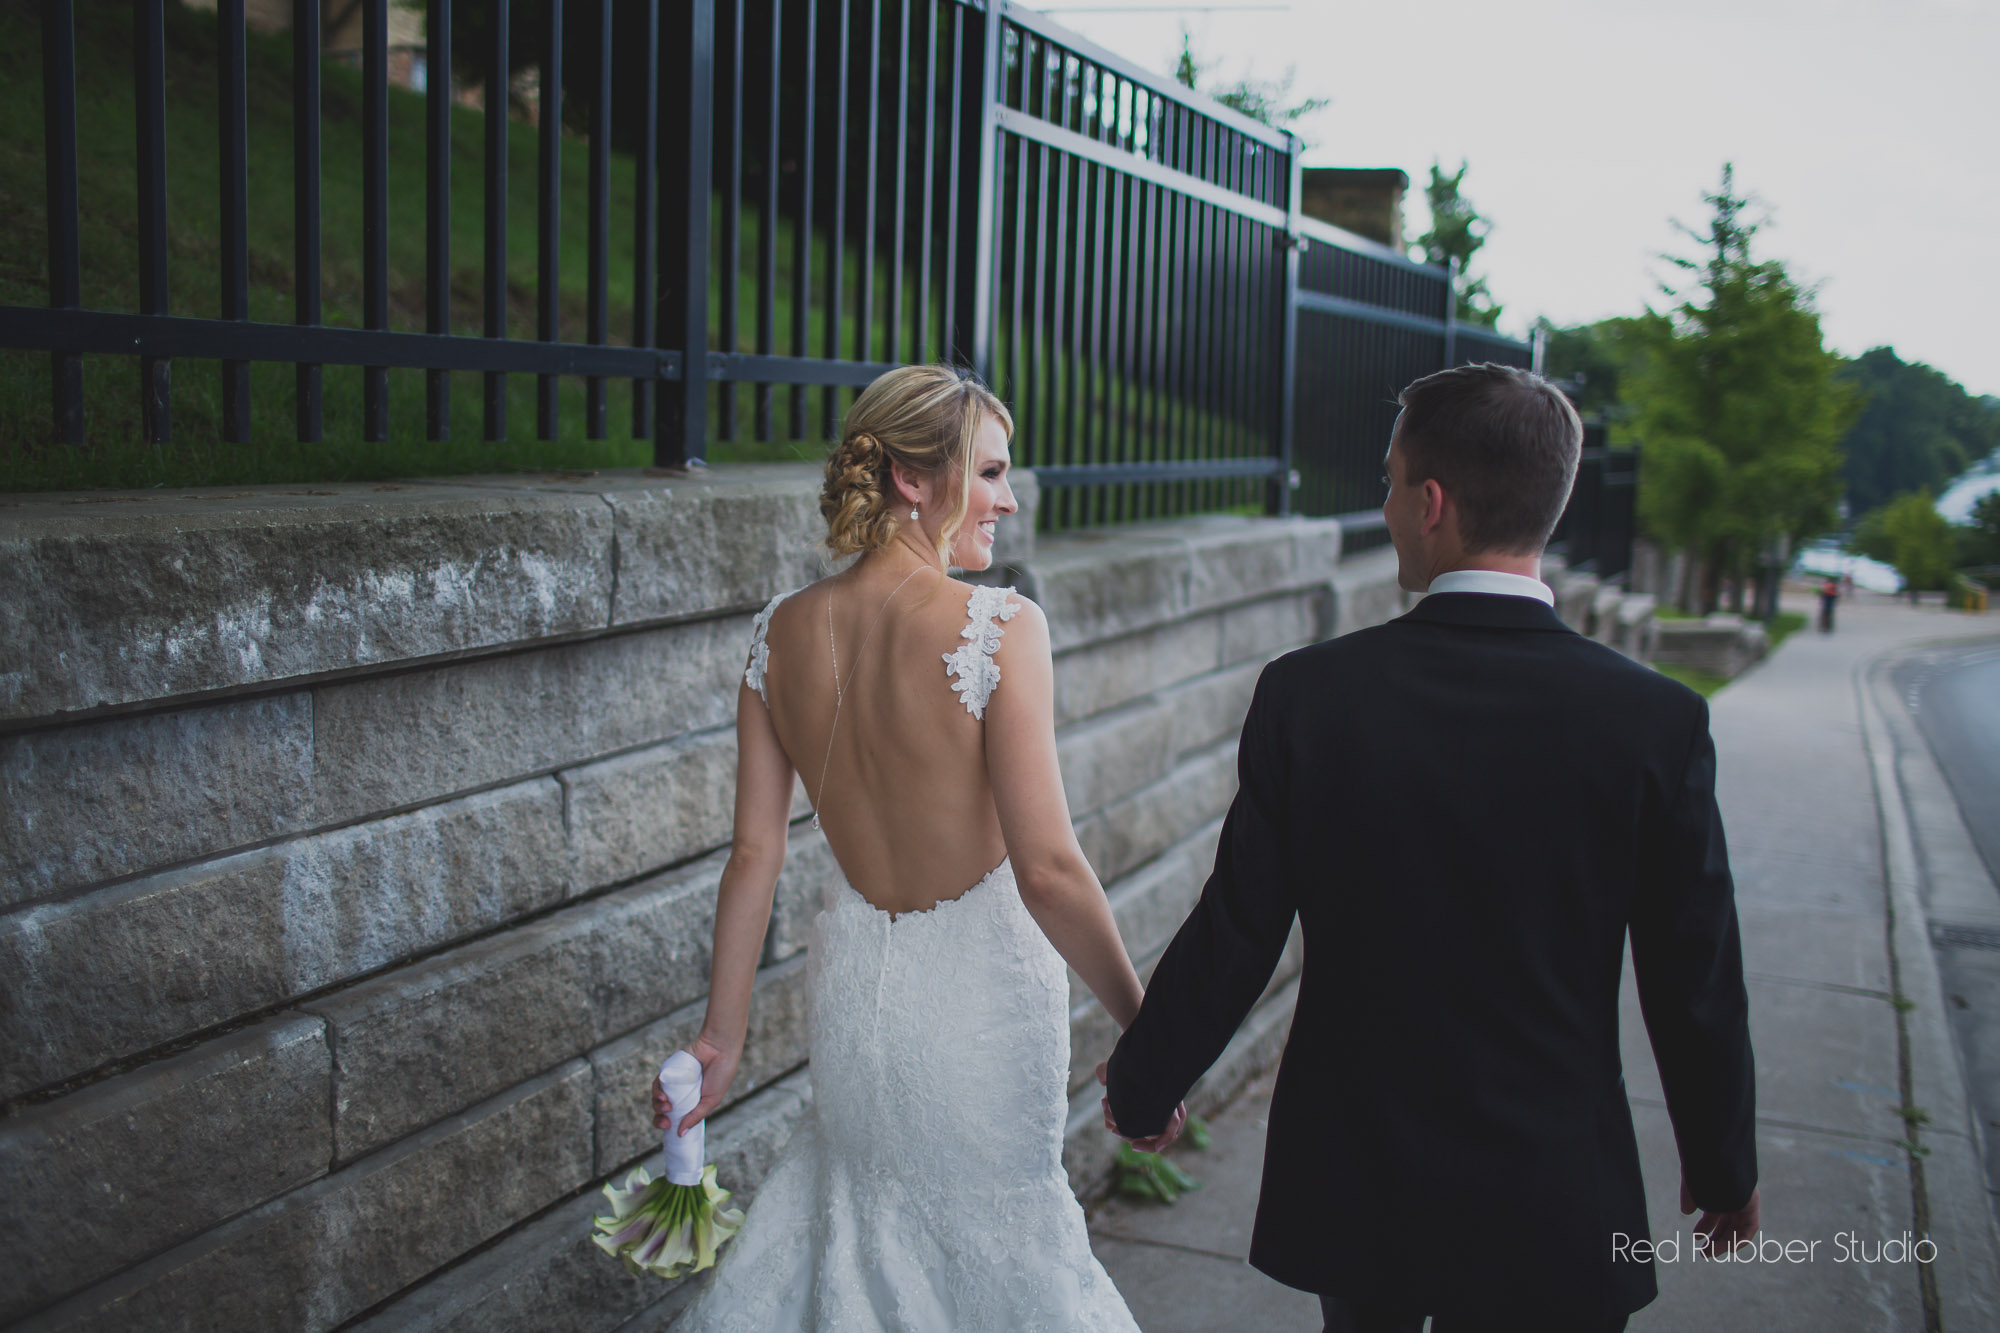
[1300,168,1409,252]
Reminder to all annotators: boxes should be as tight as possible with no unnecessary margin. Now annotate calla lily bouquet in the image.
[591,1052,745,1279]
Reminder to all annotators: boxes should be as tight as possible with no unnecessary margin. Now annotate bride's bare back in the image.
[754,564,1014,918]
[663,364,1157,1143]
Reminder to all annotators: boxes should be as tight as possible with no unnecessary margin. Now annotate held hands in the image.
[651,1032,739,1137]
[1095,1062,1187,1154]
[1681,1177,1762,1256]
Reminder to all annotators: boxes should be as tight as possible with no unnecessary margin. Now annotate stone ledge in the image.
[562,727,741,895]
[588,953,810,1175]
[0,1015,331,1325]
[345,1070,812,1333]
[1032,516,1341,654]
[0,465,832,727]
[0,778,568,1102]
[303,854,724,1164]
[18,1060,596,1333]
[1074,738,1240,889]
[314,615,751,830]
[0,691,315,910]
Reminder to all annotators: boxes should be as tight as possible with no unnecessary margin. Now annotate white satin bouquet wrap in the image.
[591,1052,745,1278]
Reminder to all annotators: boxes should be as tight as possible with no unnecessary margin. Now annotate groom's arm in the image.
[1630,697,1757,1213]
[1107,663,1297,1139]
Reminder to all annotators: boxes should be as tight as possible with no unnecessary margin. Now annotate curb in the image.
[1858,647,2000,1328]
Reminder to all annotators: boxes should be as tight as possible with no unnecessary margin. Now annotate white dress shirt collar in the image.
[1423,568,1555,606]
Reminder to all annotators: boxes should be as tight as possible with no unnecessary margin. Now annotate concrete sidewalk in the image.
[1088,593,2000,1332]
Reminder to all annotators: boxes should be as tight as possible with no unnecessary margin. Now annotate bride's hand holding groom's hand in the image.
[1095,1062,1186,1153]
[652,1032,740,1136]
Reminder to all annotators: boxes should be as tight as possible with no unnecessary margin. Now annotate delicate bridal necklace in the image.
[812,561,931,830]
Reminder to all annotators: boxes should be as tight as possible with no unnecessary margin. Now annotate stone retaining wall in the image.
[0,470,1637,1330]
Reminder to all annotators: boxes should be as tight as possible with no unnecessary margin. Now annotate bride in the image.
[654,364,1183,1330]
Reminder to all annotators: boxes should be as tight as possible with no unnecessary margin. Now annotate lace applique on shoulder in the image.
[744,591,793,707]
[942,584,1020,720]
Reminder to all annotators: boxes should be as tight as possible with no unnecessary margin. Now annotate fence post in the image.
[1273,130,1302,517]
[655,0,715,468]
[952,0,1004,380]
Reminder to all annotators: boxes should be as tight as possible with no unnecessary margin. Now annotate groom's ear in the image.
[1419,477,1450,540]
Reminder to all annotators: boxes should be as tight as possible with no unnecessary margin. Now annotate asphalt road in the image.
[1897,640,2000,886]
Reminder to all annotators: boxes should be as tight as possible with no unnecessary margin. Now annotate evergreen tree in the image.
[1414,162,1501,327]
[1630,164,1857,614]
[1171,30,1329,147]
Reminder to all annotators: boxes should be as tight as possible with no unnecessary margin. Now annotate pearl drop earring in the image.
[910,505,920,522]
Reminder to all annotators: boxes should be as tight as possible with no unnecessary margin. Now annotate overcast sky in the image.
[1035,0,2000,400]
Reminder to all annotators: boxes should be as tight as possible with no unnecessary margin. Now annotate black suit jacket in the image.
[1107,592,1756,1325]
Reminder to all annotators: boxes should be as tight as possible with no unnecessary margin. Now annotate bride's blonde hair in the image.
[820,365,1013,567]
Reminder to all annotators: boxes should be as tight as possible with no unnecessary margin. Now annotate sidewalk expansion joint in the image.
[1089,1232,1252,1266]
[1627,1095,1913,1147]
[1745,971,1893,1001]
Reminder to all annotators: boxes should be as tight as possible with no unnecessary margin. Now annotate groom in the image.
[1105,364,1759,1333]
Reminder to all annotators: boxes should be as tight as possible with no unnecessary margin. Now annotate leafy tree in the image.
[1851,490,1957,594]
[1629,164,1857,615]
[1961,490,2000,568]
[1534,316,1644,426]
[1837,347,1999,516]
[1172,30,1330,147]
[1414,162,1500,327]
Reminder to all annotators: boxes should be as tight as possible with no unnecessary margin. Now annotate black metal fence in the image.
[8,0,1630,561]
[1550,422,1639,582]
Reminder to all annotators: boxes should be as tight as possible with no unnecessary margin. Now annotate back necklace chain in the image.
[812,563,930,830]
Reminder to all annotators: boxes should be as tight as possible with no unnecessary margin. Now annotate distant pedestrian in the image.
[1819,577,1839,632]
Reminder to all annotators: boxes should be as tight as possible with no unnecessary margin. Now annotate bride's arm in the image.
[658,679,798,1135]
[985,598,1146,1031]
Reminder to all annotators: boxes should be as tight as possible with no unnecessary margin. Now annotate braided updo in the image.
[820,365,1013,565]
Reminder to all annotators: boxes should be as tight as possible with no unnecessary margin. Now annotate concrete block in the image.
[0,1016,331,1324]
[0,779,568,1100]
[764,826,843,965]
[343,1072,811,1333]
[1074,739,1239,888]
[0,692,315,908]
[1555,571,1598,633]
[599,467,826,626]
[0,483,616,724]
[563,729,739,894]
[1051,614,1223,729]
[1056,698,1180,821]
[1589,585,1624,643]
[313,615,750,822]
[1162,659,1264,763]
[20,1061,595,1333]
[1327,546,1409,637]
[1034,531,1196,653]
[1651,615,1768,680]
[305,852,723,1163]
[589,953,810,1175]
[987,468,1039,570]
[1217,592,1321,666]
[1031,518,1340,655]
[1615,593,1656,660]
[1055,658,1262,822]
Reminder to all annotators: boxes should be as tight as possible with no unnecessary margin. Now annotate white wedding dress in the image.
[670,585,1140,1333]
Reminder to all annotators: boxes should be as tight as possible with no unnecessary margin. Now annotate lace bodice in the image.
[668,860,1140,1331]
[743,582,1019,716]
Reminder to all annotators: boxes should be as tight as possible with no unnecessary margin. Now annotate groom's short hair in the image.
[1396,363,1583,555]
